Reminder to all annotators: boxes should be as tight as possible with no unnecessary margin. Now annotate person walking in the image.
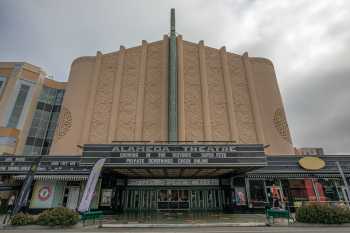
[2,194,16,224]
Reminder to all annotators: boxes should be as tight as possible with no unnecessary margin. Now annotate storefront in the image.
[0,146,349,214]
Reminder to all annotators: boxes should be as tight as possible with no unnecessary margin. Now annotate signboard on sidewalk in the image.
[77,158,105,212]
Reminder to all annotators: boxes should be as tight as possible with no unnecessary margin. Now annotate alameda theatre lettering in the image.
[111,145,239,153]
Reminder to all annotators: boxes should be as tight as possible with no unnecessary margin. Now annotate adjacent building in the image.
[0,62,66,156]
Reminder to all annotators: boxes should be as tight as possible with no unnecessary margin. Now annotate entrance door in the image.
[158,189,189,210]
[66,186,80,210]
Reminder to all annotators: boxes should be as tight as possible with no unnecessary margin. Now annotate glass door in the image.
[66,186,80,210]
[157,189,189,210]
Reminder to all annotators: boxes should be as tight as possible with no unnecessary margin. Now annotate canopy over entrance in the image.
[82,144,267,178]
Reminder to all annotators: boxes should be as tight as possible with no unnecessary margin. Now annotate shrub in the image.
[296,203,350,224]
[37,207,79,226]
[11,212,35,225]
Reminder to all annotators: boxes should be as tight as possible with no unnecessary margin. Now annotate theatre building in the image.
[0,10,349,214]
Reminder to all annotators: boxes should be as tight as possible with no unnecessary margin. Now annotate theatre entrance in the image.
[124,187,224,211]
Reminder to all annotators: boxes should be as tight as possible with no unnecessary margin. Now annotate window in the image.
[0,76,6,96]
[287,179,316,202]
[249,180,266,206]
[23,87,65,155]
[315,179,340,201]
[7,84,30,128]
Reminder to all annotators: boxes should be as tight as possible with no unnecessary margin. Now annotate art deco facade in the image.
[50,36,293,156]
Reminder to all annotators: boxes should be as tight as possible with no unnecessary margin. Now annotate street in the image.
[1,227,350,233]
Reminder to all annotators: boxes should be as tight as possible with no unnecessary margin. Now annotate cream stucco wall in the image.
[50,36,294,155]
[250,58,294,154]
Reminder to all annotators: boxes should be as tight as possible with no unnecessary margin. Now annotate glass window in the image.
[7,84,30,128]
[287,179,316,202]
[233,177,245,186]
[159,190,167,201]
[315,179,340,201]
[0,76,7,96]
[24,86,64,155]
[32,146,41,155]
[249,180,266,204]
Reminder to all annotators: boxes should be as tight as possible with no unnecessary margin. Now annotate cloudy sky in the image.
[0,0,349,154]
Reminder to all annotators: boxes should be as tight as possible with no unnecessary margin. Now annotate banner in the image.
[77,158,105,213]
[11,158,40,216]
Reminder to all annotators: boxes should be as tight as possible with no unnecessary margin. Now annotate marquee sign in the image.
[81,144,267,167]
[0,156,90,174]
[0,144,267,174]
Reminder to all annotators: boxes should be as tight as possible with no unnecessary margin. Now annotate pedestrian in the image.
[271,185,280,209]
[3,194,16,224]
[7,194,15,212]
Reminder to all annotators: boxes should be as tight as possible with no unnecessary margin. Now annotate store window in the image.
[315,179,340,202]
[265,179,284,206]
[233,177,247,206]
[287,179,316,203]
[249,180,266,206]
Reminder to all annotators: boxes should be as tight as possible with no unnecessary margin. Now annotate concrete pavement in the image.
[1,227,350,233]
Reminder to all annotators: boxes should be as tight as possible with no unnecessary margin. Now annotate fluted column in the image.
[220,47,238,142]
[198,40,212,141]
[108,46,125,142]
[135,40,148,140]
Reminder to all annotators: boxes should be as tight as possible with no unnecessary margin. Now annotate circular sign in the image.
[298,156,325,170]
[38,186,52,201]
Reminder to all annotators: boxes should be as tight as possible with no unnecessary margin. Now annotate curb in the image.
[101,222,267,228]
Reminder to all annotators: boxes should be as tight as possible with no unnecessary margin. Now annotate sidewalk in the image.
[104,212,267,224]
[1,213,268,229]
[100,212,268,227]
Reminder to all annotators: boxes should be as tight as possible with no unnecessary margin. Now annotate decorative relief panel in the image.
[143,42,163,140]
[273,108,292,144]
[228,54,258,143]
[205,47,230,140]
[183,42,204,140]
[54,106,72,141]
[88,54,118,143]
[115,47,141,140]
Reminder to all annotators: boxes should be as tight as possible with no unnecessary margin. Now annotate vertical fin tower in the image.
[168,8,178,142]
